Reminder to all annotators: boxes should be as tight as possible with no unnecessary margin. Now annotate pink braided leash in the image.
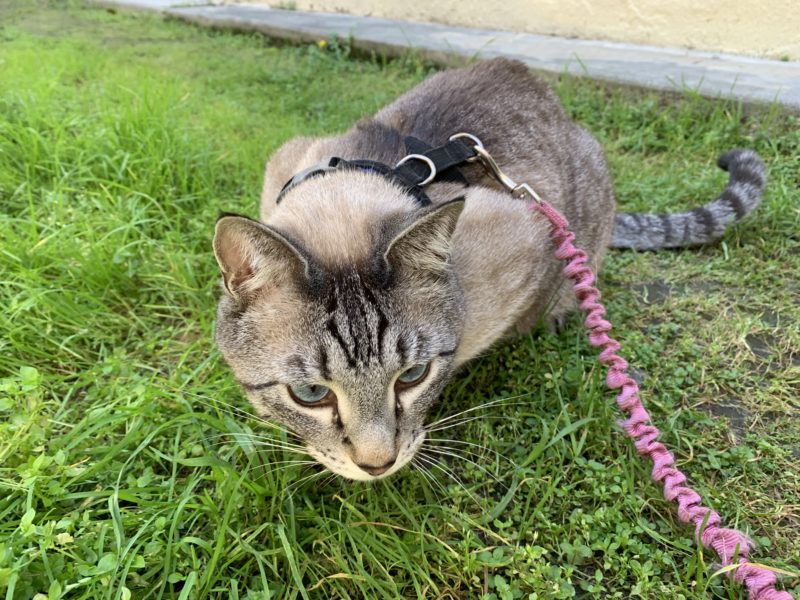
[533,199,793,600]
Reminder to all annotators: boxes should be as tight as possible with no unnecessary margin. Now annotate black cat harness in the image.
[275,133,486,206]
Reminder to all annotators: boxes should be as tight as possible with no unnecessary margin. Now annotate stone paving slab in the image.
[108,0,208,9]
[97,0,800,110]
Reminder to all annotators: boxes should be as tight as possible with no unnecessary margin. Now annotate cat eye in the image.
[395,362,430,391]
[287,383,336,407]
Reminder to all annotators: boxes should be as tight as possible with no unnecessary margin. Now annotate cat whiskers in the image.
[411,456,447,502]
[159,386,328,481]
[420,443,505,487]
[414,433,517,509]
[180,388,305,453]
[319,472,340,488]
[285,467,328,496]
[426,437,518,481]
[203,432,307,454]
[424,395,533,432]
[245,459,318,482]
[415,450,481,507]
[413,453,452,499]
[201,428,313,475]
[425,414,518,434]
[426,437,509,461]
[169,386,289,433]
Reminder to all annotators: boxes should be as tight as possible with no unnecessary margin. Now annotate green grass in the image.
[1,3,798,599]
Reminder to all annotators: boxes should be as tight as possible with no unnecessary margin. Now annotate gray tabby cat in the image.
[212,58,766,481]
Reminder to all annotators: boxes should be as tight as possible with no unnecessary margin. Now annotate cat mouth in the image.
[305,434,424,481]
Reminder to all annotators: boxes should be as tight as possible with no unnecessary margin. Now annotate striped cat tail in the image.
[610,149,766,250]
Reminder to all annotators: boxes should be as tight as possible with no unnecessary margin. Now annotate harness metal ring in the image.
[395,154,437,186]
[449,132,484,162]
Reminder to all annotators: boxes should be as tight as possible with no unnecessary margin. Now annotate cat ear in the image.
[213,215,311,300]
[383,198,465,278]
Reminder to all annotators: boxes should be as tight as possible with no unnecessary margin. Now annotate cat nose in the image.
[356,458,396,477]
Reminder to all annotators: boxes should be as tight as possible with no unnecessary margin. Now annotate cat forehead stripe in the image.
[323,270,390,369]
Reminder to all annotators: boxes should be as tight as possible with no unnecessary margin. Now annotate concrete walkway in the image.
[101,0,800,110]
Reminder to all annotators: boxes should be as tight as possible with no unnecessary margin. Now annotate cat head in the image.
[213,196,465,480]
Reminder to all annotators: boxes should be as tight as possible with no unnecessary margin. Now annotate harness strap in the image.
[275,136,476,206]
[402,135,431,156]
[402,136,471,186]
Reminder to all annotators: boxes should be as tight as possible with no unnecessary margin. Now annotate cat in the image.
[212,58,766,481]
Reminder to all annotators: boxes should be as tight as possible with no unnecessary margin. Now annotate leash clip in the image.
[473,145,543,204]
[451,132,543,204]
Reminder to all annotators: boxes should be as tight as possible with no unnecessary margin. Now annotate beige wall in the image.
[258,0,800,60]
